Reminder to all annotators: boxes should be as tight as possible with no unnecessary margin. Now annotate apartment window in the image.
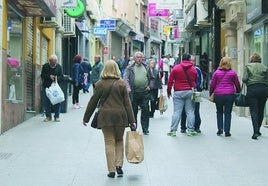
[6,6,24,102]
[112,0,118,10]
[135,3,139,18]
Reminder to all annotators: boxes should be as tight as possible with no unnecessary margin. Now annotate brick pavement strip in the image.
[0,87,268,186]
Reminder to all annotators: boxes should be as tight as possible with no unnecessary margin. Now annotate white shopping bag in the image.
[45,80,65,105]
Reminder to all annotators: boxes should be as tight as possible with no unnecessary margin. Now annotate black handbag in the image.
[234,83,248,107]
[90,80,118,129]
[91,111,99,129]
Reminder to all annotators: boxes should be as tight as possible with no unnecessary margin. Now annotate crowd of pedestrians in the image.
[41,51,268,178]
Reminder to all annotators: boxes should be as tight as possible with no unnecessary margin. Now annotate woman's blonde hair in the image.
[100,60,121,79]
[218,57,232,70]
[249,53,261,63]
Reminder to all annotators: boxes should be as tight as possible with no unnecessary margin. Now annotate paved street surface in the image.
[1,86,268,186]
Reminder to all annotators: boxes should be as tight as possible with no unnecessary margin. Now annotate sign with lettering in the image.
[100,19,116,31]
[93,27,108,36]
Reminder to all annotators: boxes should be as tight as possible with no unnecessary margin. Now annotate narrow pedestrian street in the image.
[0,86,268,186]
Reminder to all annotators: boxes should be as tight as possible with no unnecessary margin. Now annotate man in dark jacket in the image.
[91,55,103,89]
[124,51,151,135]
[41,54,63,122]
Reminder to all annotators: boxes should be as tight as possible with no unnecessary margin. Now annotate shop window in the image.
[6,8,24,103]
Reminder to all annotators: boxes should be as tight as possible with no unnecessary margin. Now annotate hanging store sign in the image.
[148,3,169,17]
[100,19,116,31]
[57,0,78,9]
[8,0,56,17]
[93,27,108,36]
[155,0,183,9]
[65,0,85,18]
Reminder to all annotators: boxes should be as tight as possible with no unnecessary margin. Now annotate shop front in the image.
[245,0,268,67]
[1,0,56,133]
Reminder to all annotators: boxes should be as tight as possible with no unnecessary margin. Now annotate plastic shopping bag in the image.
[45,82,65,105]
[125,131,144,164]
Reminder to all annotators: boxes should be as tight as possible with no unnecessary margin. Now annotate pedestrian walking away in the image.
[210,57,241,137]
[71,55,84,109]
[83,60,136,178]
[181,55,203,133]
[41,54,63,122]
[242,53,268,140]
[167,53,198,137]
[124,51,151,135]
[80,57,92,93]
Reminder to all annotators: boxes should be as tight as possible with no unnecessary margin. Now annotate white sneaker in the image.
[73,104,80,109]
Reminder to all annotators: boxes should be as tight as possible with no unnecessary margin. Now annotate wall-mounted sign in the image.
[103,46,108,54]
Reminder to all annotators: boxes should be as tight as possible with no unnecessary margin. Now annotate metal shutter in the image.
[26,17,34,112]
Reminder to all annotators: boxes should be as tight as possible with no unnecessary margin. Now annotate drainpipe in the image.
[0,1,3,133]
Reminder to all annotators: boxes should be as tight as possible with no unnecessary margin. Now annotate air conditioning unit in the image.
[40,17,58,28]
[63,14,76,36]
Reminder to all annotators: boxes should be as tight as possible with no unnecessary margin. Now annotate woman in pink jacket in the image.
[209,57,241,137]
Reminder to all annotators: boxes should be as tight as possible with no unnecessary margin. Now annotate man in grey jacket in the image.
[124,51,151,135]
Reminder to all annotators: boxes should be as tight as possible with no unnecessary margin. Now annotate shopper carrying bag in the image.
[125,130,144,164]
[45,76,65,105]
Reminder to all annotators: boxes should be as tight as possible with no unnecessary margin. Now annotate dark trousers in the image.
[164,71,168,85]
[181,102,201,130]
[247,84,267,134]
[214,94,234,133]
[43,89,61,118]
[149,89,159,117]
[72,84,80,104]
[132,91,150,133]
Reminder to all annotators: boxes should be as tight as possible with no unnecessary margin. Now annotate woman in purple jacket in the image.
[210,57,241,137]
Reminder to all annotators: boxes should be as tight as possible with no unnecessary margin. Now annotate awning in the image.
[184,0,197,14]
[8,0,56,17]
[115,19,132,38]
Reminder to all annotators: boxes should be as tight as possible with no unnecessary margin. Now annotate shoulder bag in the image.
[91,80,118,129]
[182,68,202,102]
[234,83,248,107]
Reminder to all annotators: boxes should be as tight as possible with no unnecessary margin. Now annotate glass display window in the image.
[6,6,24,102]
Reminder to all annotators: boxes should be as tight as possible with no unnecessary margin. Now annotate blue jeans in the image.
[214,94,234,133]
[170,90,195,132]
[44,89,61,118]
